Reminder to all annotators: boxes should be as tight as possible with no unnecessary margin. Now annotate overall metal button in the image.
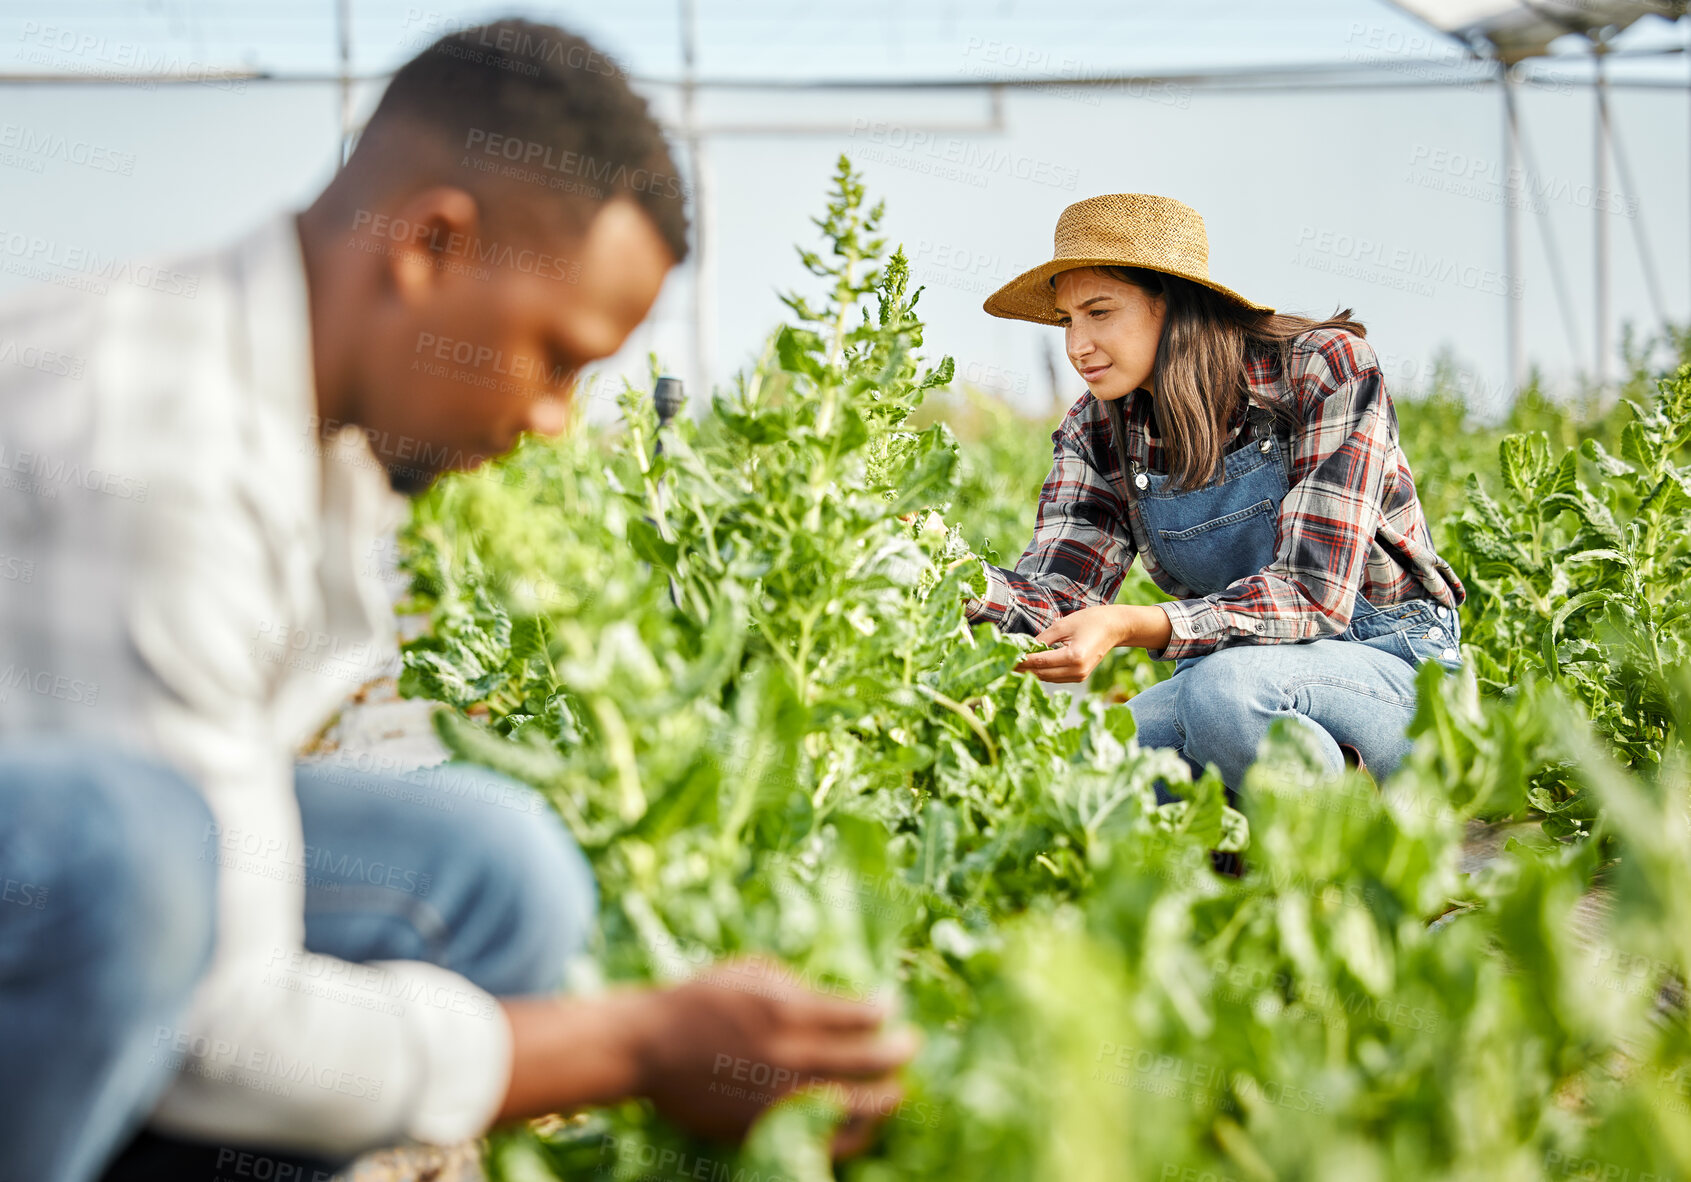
[1134,472,1148,490]
[1258,437,1272,453]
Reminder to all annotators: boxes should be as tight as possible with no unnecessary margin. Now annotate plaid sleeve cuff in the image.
[962,559,1012,627]
[963,561,1062,637]
[1148,599,1296,660]
[1147,599,1226,661]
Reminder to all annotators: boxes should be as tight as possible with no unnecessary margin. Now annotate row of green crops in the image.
[398,159,1691,1181]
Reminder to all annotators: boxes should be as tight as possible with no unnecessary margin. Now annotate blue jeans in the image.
[0,739,218,1182]
[1129,597,1463,797]
[0,743,595,1182]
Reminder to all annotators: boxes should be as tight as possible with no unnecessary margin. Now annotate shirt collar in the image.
[230,212,402,530]
[228,212,325,532]
[230,213,403,650]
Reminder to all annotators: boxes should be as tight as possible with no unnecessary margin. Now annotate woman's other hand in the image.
[1014,604,1173,683]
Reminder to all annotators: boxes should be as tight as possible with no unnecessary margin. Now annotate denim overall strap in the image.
[1130,402,1291,598]
[1111,397,1453,668]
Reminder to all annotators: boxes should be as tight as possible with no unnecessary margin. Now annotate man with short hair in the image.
[0,20,912,1182]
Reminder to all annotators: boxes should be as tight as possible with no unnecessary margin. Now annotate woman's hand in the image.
[1013,604,1173,683]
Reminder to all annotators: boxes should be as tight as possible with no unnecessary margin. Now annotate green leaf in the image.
[1620,419,1655,473]
[775,324,826,380]
[887,428,961,516]
[1537,448,1579,501]
[739,1095,842,1182]
[927,629,1025,700]
[431,708,568,788]
[1550,589,1609,640]
[1582,437,1635,477]
[1499,432,1549,499]
[626,517,680,570]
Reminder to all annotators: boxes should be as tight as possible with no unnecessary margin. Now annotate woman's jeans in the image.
[0,738,596,1182]
[1128,597,1463,797]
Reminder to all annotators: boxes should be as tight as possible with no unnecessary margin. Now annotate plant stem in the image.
[917,684,998,765]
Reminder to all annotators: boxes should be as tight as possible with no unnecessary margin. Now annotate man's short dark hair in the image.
[362,18,689,262]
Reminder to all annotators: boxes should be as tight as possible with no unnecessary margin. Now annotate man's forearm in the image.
[492,964,915,1149]
[495,992,655,1122]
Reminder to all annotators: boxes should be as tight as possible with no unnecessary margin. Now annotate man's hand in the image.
[1013,604,1173,683]
[630,960,917,1155]
[497,959,918,1158]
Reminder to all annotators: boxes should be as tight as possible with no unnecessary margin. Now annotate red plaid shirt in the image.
[964,327,1466,661]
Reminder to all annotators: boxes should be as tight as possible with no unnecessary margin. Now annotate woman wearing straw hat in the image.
[962,193,1467,793]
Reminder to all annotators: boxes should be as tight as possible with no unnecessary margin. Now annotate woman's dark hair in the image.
[1096,265,1364,491]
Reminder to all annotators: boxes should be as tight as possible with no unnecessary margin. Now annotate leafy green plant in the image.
[403,159,1223,1175]
[1451,366,1691,791]
[398,159,1691,1182]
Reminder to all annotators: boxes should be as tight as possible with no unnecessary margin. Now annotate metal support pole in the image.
[680,0,713,402]
[1595,44,1612,388]
[1502,63,1523,396]
[336,0,354,166]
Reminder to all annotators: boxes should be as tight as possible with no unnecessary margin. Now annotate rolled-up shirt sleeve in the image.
[1153,333,1395,661]
[964,406,1136,637]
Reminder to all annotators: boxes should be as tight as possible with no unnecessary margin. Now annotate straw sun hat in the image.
[983,193,1273,325]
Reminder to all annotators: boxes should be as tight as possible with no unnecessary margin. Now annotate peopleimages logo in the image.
[17,21,248,92]
[349,209,582,284]
[958,36,1192,109]
[1404,143,1639,218]
[150,1026,383,1102]
[401,10,626,80]
[0,123,136,175]
[410,331,575,393]
[848,118,1081,191]
[0,664,100,707]
[0,554,35,584]
[0,230,199,298]
[1292,225,1524,300]
[0,442,150,502]
[0,337,85,380]
[462,129,690,201]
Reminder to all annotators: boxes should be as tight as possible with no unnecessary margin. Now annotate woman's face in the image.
[1051,268,1166,403]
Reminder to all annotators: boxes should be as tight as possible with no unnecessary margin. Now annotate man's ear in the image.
[379,186,482,305]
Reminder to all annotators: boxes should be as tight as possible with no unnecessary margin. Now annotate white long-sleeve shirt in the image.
[0,214,511,1154]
